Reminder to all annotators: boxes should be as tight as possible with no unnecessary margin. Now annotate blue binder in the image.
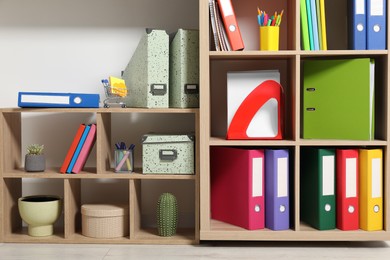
[349,0,367,50]
[367,0,386,50]
[310,0,320,50]
[18,92,100,108]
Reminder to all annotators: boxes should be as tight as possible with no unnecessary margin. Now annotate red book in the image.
[336,149,359,230]
[211,146,264,230]
[71,124,96,173]
[217,0,244,51]
[60,124,86,173]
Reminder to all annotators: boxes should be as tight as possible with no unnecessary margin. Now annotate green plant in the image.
[156,192,178,237]
[26,144,44,155]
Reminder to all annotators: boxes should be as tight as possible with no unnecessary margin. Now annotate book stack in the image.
[60,124,97,174]
[300,0,327,50]
[208,0,244,51]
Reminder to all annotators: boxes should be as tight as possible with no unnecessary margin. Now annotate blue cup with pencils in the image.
[114,142,135,173]
[258,8,283,51]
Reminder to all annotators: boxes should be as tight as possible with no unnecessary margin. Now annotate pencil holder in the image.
[114,149,134,173]
[260,26,280,51]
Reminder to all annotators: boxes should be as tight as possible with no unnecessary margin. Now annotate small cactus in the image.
[156,193,178,237]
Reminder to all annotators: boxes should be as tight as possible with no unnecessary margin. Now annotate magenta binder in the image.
[265,149,290,230]
[211,147,265,230]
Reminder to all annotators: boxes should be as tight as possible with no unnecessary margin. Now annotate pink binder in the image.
[72,124,96,173]
[211,146,265,230]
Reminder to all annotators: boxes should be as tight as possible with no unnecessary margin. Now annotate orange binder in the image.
[216,0,244,51]
[336,149,359,231]
[60,124,86,173]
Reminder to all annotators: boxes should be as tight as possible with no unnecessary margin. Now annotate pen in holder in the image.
[114,149,134,173]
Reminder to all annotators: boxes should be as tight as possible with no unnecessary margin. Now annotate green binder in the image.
[300,147,336,230]
[300,0,310,50]
[302,58,374,140]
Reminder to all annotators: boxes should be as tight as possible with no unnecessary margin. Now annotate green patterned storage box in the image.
[142,134,194,174]
[169,29,199,108]
[123,29,169,108]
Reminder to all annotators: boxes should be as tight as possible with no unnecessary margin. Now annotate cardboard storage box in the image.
[142,134,194,174]
[81,204,129,238]
[123,29,169,108]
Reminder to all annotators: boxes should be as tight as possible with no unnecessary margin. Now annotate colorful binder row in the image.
[60,124,97,174]
[211,147,290,231]
[300,0,327,50]
[301,148,383,231]
[349,0,387,50]
[208,0,244,51]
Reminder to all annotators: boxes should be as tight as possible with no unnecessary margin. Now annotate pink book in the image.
[211,146,265,230]
[71,124,96,173]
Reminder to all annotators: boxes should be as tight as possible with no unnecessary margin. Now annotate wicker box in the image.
[81,204,129,238]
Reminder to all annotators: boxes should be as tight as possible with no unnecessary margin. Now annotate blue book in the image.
[66,125,91,173]
[306,0,314,50]
[310,0,319,50]
[18,92,100,108]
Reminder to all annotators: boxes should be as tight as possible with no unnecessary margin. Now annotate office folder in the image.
[265,149,290,231]
[72,124,96,174]
[300,0,310,50]
[18,92,99,108]
[169,29,199,108]
[367,0,386,50]
[122,29,169,108]
[310,0,320,50]
[319,0,327,50]
[216,0,244,51]
[60,124,86,174]
[349,0,366,50]
[227,70,283,140]
[315,0,323,50]
[302,58,375,140]
[66,124,91,173]
[211,147,265,230]
[359,149,383,231]
[306,0,315,50]
[301,148,336,230]
[336,149,359,231]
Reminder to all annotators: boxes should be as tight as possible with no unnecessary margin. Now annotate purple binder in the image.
[265,149,290,230]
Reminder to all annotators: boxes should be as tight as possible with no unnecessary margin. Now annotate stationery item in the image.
[209,0,221,51]
[359,149,383,231]
[315,0,322,50]
[301,148,336,230]
[265,149,290,231]
[211,147,265,230]
[259,26,279,51]
[210,0,232,51]
[115,149,134,173]
[122,29,169,108]
[60,124,86,174]
[306,0,315,50]
[18,92,100,108]
[109,76,127,97]
[72,124,97,174]
[227,70,283,140]
[336,149,359,231]
[300,0,310,50]
[319,0,327,50]
[302,58,375,140]
[310,0,320,50]
[66,125,91,173]
[216,0,244,51]
[349,0,367,50]
[367,0,386,50]
[169,29,199,108]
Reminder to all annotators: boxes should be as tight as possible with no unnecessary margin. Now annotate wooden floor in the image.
[0,241,389,259]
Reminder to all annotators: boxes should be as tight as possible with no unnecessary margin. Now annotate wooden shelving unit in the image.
[0,108,199,244]
[199,0,390,241]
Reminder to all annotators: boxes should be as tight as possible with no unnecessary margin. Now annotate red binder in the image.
[211,147,264,230]
[336,149,359,230]
[216,0,244,51]
[60,124,86,173]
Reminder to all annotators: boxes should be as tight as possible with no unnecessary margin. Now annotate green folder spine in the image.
[301,147,336,230]
[169,29,199,108]
[300,0,310,50]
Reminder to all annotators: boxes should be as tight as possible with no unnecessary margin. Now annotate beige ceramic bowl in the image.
[18,195,62,237]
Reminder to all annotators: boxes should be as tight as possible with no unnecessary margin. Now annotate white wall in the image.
[0,0,199,228]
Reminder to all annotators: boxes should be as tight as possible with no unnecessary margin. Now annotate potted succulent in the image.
[25,144,45,172]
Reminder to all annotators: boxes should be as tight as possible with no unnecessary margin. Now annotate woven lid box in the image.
[81,204,129,238]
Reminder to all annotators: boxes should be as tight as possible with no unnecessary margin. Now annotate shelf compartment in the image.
[210,57,297,141]
[130,179,197,244]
